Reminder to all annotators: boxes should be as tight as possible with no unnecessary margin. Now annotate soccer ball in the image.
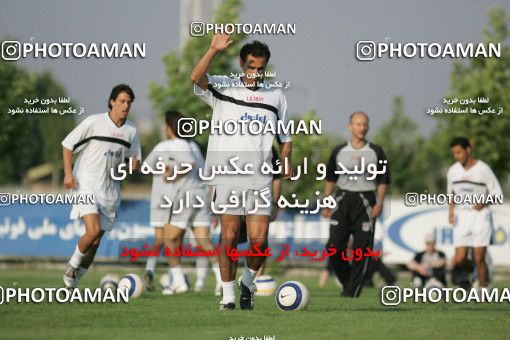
[275,281,309,311]
[412,276,424,288]
[254,275,277,297]
[424,278,444,300]
[118,273,144,298]
[159,273,170,289]
[100,274,119,292]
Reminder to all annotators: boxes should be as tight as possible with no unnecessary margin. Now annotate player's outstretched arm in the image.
[62,147,77,189]
[372,183,387,218]
[190,33,233,90]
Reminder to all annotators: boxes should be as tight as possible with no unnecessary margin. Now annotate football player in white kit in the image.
[447,137,502,289]
[191,33,292,310]
[143,110,222,295]
[62,84,141,288]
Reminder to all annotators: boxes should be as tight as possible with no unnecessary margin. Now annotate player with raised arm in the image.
[191,33,292,310]
[447,137,502,290]
[62,84,141,288]
[143,110,181,291]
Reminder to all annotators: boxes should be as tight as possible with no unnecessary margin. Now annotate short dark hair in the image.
[108,84,135,109]
[165,110,191,140]
[239,40,270,63]
[450,137,470,149]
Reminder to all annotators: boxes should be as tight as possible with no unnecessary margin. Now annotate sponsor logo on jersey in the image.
[246,95,264,102]
[111,132,124,138]
[104,150,122,157]
[460,188,475,193]
[239,112,267,124]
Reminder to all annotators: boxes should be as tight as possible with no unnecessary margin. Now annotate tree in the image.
[281,111,338,200]
[148,0,338,201]
[34,71,76,165]
[0,59,76,185]
[149,0,246,146]
[373,97,429,194]
[431,6,510,182]
[0,60,39,184]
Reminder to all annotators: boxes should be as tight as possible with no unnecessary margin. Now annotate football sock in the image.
[195,257,208,286]
[221,280,236,304]
[69,245,86,269]
[171,266,186,286]
[241,265,258,287]
[146,256,158,274]
[212,263,222,284]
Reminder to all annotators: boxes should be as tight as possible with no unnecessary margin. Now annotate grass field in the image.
[0,267,509,340]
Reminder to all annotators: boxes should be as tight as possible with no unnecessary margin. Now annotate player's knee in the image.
[249,238,267,249]
[221,230,238,244]
[166,237,179,247]
[248,229,268,242]
[163,238,174,249]
[196,238,213,250]
[87,226,101,240]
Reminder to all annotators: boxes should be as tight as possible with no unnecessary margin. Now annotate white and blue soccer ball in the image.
[100,274,119,292]
[254,275,277,297]
[275,281,309,311]
[118,273,144,298]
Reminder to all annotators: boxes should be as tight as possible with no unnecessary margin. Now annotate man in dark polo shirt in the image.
[322,111,390,297]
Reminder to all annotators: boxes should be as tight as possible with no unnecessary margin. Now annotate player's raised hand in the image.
[63,173,77,189]
[211,33,233,51]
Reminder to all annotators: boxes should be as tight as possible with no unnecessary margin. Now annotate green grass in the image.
[0,268,509,340]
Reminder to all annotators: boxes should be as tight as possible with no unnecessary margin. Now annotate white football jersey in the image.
[195,74,291,190]
[61,112,141,210]
[145,138,206,208]
[447,160,502,210]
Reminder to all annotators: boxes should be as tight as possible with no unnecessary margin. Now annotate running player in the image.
[62,84,141,288]
[447,137,502,289]
[145,110,222,295]
[191,33,292,310]
[143,110,183,291]
[322,111,390,298]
